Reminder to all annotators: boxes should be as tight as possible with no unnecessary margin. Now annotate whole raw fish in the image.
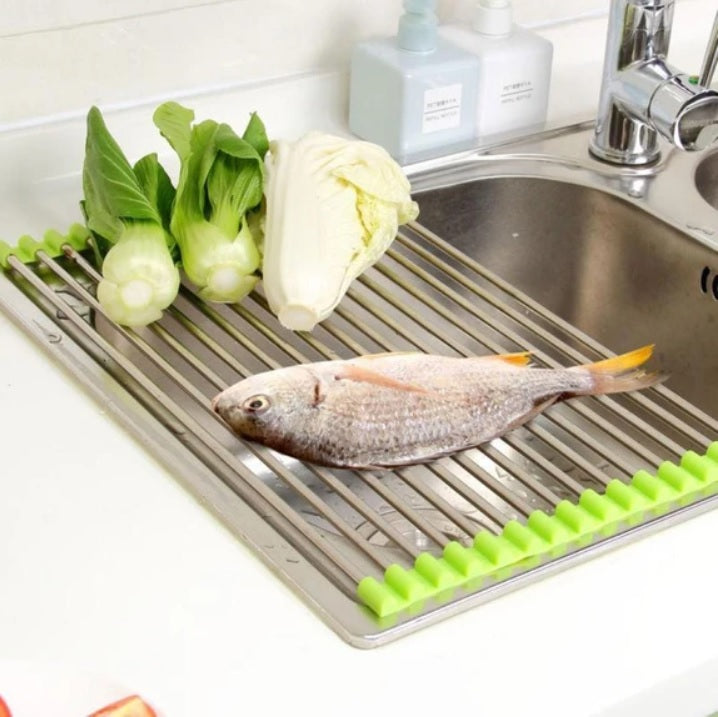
[211,346,662,469]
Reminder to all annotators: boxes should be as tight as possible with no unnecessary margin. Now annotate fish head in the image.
[211,366,319,447]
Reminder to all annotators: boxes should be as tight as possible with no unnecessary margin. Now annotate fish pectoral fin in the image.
[473,351,532,367]
[334,364,429,394]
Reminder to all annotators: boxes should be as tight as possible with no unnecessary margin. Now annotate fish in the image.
[211,345,664,470]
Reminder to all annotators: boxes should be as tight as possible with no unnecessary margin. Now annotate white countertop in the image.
[3,6,718,716]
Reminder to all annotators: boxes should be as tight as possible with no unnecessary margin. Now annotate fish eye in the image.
[242,394,271,414]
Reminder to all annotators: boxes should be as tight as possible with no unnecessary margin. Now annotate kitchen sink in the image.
[2,119,717,647]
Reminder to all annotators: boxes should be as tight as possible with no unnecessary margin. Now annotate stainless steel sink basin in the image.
[409,123,718,417]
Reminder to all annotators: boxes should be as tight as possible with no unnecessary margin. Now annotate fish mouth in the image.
[211,389,232,417]
[211,390,249,436]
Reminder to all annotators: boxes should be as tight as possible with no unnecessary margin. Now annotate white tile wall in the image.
[444,0,606,26]
[0,0,600,127]
[0,0,701,128]
[3,0,220,36]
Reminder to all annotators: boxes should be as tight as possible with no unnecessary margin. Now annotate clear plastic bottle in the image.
[349,0,480,165]
[439,0,553,141]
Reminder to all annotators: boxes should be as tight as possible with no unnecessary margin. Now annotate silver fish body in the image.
[212,347,660,469]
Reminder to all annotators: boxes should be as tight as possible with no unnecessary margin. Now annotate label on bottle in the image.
[499,80,534,105]
[422,84,462,133]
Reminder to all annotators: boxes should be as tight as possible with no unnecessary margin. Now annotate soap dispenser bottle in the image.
[349,0,480,165]
[439,0,553,140]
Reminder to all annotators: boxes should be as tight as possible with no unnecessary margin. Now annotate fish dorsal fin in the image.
[335,364,429,393]
[475,351,532,367]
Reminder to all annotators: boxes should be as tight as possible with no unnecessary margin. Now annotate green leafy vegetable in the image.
[153,101,267,302]
[82,106,180,327]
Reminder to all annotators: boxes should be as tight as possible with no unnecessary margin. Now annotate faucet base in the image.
[588,138,661,166]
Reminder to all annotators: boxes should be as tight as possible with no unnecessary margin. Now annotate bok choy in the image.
[83,106,180,327]
[153,102,267,302]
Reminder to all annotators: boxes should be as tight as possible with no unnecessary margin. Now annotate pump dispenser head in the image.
[473,0,513,37]
[398,0,438,52]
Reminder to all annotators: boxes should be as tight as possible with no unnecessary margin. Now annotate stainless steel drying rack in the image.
[1,220,717,647]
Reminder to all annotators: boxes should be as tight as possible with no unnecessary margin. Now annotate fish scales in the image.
[301,357,588,464]
[212,347,662,469]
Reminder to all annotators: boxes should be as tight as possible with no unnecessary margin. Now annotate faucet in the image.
[589,0,718,166]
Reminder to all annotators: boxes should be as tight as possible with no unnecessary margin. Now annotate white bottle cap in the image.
[473,0,513,37]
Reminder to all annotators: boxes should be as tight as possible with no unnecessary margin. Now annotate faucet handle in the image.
[650,75,718,151]
[676,94,718,151]
[698,10,718,87]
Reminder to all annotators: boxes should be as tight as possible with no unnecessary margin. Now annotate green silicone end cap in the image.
[526,510,574,545]
[68,223,92,247]
[357,576,403,618]
[415,552,461,589]
[385,563,432,602]
[632,469,677,503]
[554,500,600,535]
[502,519,546,553]
[0,224,92,268]
[16,235,41,263]
[443,541,493,578]
[42,229,67,256]
[657,461,705,496]
[42,224,91,257]
[0,240,13,269]
[579,489,625,523]
[474,530,522,566]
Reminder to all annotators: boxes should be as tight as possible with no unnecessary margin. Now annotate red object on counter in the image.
[89,694,157,717]
[0,696,11,717]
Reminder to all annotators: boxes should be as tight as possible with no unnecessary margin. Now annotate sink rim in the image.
[404,121,718,256]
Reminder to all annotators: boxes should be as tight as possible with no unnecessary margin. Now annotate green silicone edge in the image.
[0,224,91,270]
[357,441,718,618]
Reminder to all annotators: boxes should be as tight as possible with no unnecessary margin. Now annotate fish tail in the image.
[570,345,666,396]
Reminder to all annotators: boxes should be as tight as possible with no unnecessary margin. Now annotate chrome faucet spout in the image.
[589,0,718,166]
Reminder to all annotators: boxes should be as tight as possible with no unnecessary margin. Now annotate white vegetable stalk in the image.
[178,218,260,303]
[262,132,419,331]
[96,224,180,327]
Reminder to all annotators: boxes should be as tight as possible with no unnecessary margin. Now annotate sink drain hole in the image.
[699,266,718,300]
[700,266,710,294]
